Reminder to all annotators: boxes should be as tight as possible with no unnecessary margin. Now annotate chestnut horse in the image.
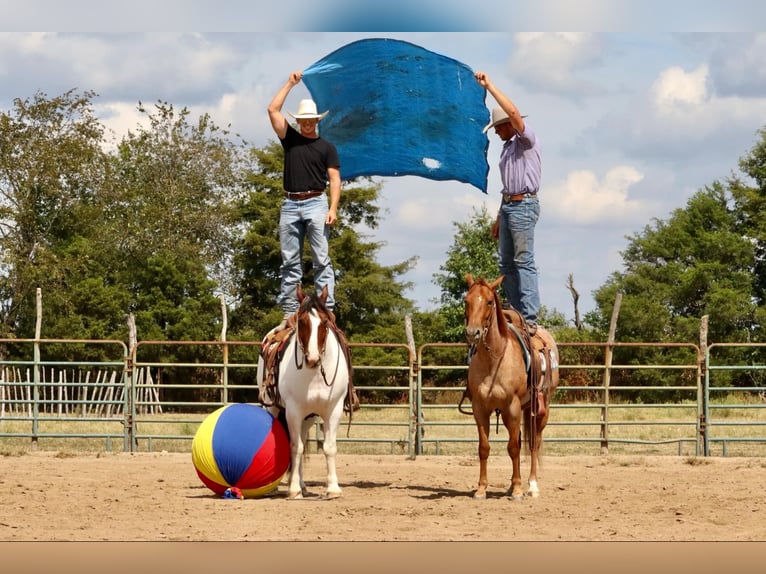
[257,285,351,499]
[463,273,559,499]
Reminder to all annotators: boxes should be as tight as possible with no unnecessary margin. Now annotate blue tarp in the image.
[302,38,490,193]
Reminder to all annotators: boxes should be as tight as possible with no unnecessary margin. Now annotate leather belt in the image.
[502,191,537,203]
[284,190,324,201]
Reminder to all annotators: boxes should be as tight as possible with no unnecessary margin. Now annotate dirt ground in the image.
[1,450,765,543]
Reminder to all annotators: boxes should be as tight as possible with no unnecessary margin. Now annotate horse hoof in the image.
[287,492,303,500]
[509,492,525,501]
[473,492,487,500]
[326,491,342,500]
[527,490,540,498]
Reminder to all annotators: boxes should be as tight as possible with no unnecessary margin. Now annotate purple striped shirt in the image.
[499,124,541,195]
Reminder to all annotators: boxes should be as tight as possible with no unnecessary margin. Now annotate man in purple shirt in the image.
[475,71,541,336]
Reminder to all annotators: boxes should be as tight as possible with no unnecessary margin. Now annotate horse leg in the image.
[297,416,316,497]
[285,411,308,499]
[320,407,344,499]
[472,411,491,499]
[503,401,524,500]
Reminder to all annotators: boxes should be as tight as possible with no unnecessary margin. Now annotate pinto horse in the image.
[257,285,351,499]
[463,273,559,500]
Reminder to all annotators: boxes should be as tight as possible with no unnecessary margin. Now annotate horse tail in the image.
[522,408,544,459]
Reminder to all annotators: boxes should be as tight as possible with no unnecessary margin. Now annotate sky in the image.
[3,3,766,324]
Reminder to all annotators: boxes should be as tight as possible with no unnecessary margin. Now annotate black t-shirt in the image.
[281,125,340,193]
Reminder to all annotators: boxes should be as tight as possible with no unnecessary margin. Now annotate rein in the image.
[318,330,342,388]
[481,297,508,364]
[293,313,343,393]
[483,298,508,432]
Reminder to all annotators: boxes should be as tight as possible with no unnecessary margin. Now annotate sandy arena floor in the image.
[1,450,764,542]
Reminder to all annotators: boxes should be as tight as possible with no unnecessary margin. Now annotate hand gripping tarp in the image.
[302,38,490,193]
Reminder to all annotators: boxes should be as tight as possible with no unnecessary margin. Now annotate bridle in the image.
[467,284,507,361]
[294,308,341,388]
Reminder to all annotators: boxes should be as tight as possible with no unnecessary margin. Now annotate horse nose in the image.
[304,354,321,368]
[465,326,482,344]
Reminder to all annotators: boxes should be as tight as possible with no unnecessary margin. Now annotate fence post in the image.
[405,315,418,460]
[699,315,709,456]
[31,288,43,450]
[601,292,622,455]
[126,314,137,452]
[220,294,229,405]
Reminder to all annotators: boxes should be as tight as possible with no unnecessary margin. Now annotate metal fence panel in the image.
[1,337,765,457]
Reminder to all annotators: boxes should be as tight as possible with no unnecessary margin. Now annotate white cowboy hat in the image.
[288,99,329,120]
[482,106,527,133]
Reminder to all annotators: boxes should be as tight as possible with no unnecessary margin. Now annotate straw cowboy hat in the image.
[483,106,528,133]
[288,99,329,120]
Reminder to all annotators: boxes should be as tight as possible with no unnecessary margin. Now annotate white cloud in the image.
[509,32,605,96]
[651,64,709,110]
[394,186,488,230]
[546,166,653,224]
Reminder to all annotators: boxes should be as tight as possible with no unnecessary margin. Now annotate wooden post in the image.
[601,292,622,455]
[32,288,42,449]
[126,314,137,451]
[699,315,709,456]
[220,294,228,404]
[405,314,418,459]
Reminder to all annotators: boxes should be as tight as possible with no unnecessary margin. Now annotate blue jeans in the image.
[497,196,540,324]
[277,196,336,314]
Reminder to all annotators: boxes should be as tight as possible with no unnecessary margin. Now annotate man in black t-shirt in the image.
[268,70,341,327]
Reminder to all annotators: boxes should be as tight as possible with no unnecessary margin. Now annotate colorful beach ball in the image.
[191,403,290,498]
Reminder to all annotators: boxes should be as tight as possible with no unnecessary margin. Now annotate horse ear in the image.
[319,284,329,302]
[465,273,474,287]
[490,276,504,291]
[296,284,305,302]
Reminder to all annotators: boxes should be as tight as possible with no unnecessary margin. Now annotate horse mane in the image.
[489,285,511,339]
[298,290,329,317]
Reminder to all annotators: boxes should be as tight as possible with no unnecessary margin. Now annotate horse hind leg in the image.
[296,416,318,497]
[524,407,548,498]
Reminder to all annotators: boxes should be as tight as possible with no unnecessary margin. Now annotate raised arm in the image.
[268,70,302,139]
[474,71,526,134]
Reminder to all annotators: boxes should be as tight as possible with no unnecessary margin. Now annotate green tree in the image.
[593,184,756,344]
[0,89,108,340]
[100,101,249,348]
[730,125,766,337]
[431,205,498,343]
[589,180,762,393]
